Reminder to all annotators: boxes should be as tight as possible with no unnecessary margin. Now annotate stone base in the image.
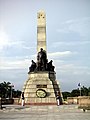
[20,71,62,105]
[18,102,57,105]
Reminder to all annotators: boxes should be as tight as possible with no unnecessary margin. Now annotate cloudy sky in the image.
[0,0,90,92]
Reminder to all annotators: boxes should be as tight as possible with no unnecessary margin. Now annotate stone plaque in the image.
[37,84,47,88]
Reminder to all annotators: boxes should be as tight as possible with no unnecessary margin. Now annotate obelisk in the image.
[37,10,46,52]
[20,10,63,105]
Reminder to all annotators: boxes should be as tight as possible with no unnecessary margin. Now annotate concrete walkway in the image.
[0,105,90,120]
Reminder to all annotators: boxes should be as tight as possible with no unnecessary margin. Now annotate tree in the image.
[62,86,90,99]
[13,90,21,98]
[88,87,90,96]
[81,86,88,96]
[71,89,80,97]
[62,92,71,100]
[0,81,21,98]
[0,81,11,98]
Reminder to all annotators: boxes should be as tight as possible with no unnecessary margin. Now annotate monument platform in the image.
[1,105,90,120]
[20,10,62,105]
[21,72,61,105]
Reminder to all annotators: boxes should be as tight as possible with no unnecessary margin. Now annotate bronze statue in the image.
[47,60,55,71]
[36,48,47,71]
[28,48,55,73]
[28,60,36,73]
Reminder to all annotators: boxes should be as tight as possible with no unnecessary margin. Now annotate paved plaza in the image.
[0,105,90,120]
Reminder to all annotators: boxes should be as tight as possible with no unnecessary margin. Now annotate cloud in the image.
[51,41,90,48]
[22,46,35,50]
[0,30,24,52]
[48,51,74,59]
[56,62,90,91]
[56,63,90,75]
[0,50,75,70]
[0,30,10,50]
[57,17,90,38]
[31,51,73,61]
[0,69,27,90]
[0,57,31,70]
[0,29,36,59]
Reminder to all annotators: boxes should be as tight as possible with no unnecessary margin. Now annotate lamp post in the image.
[80,87,81,96]
[78,83,81,96]
[10,84,14,98]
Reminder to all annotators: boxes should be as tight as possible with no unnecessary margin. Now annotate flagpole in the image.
[80,86,81,96]
[78,83,81,96]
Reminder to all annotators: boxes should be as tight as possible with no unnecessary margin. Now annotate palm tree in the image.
[0,81,11,98]
[0,81,21,98]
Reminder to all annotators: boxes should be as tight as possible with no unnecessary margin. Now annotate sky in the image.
[0,0,90,92]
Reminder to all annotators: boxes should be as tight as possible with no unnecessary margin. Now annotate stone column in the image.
[37,10,46,52]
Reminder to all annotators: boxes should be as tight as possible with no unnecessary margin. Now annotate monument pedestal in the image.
[21,72,61,105]
[20,11,63,105]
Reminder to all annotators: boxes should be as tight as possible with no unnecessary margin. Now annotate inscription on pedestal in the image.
[37,85,47,88]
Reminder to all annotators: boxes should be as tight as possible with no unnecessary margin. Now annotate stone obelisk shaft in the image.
[37,10,46,52]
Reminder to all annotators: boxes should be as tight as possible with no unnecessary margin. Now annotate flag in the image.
[78,83,81,87]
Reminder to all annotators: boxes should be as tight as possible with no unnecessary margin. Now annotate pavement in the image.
[0,104,90,120]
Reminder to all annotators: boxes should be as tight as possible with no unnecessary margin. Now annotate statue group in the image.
[28,48,55,73]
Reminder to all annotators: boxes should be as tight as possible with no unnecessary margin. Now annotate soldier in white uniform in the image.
[21,92,25,106]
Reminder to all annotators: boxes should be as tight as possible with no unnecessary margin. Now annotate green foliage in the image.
[81,86,88,96]
[71,89,80,97]
[13,90,21,98]
[62,86,90,100]
[0,81,11,98]
[88,87,90,96]
[0,81,21,98]
[62,92,71,100]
